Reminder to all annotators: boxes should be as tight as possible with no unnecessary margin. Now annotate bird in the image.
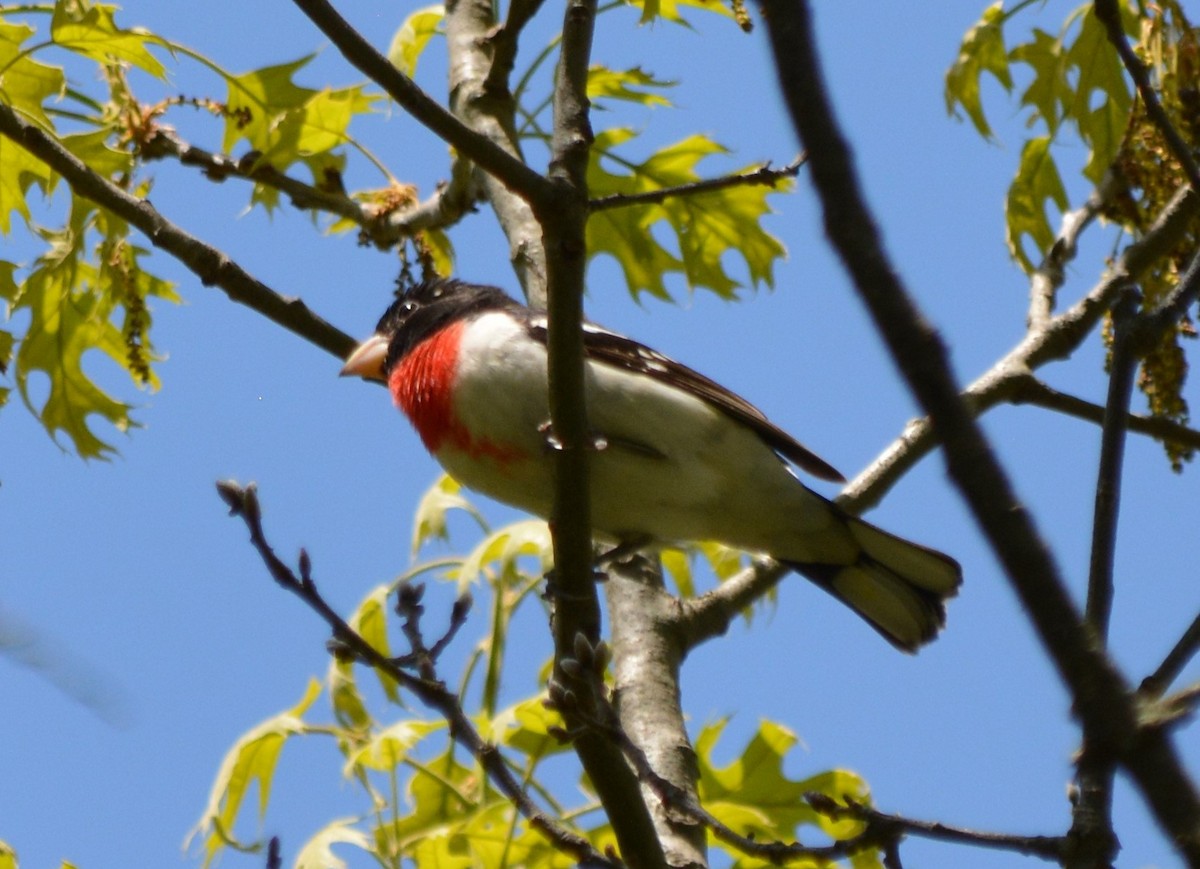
[341,277,961,651]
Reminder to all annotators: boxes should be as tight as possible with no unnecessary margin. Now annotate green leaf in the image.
[295,818,371,869]
[490,695,570,759]
[1010,28,1067,134]
[188,678,322,867]
[661,548,696,598]
[944,1,1013,139]
[50,0,167,79]
[1005,135,1068,272]
[222,57,378,171]
[328,655,372,731]
[627,0,733,27]
[345,719,444,774]
[1063,6,1131,183]
[588,129,788,300]
[587,65,675,109]
[0,21,67,129]
[388,5,444,78]
[347,584,402,704]
[411,473,488,556]
[0,136,53,235]
[61,128,133,179]
[222,56,317,155]
[14,244,132,458]
[0,840,16,869]
[696,718,873,854]
[456,519,553,594]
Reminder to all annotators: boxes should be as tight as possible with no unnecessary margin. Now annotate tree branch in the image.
[140,129,481,249]
[214,481,620,869]
[1028,182,1109,329]
[445,0,549,302]
[1141,612,1200,698]
[1010,376,1200,452]
[757,0,1200,863]
[588,155,805,213]
[0,101,355,360]
[1094,0,1200,193]
[534,1,667,866]
[806,795,1065,863]
[675,558,787,651]
[287,0,553,210]
[604,556,707,867]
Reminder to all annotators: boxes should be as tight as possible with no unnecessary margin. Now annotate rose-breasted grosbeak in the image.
[342,278,961,651]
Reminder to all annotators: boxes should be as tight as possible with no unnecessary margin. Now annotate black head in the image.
[375,279,518,375]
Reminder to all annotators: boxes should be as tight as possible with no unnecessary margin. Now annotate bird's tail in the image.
[785,515,962,652]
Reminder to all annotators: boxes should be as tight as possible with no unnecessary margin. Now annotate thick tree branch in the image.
[757,0,1200,863]
[535,1,666,866]
[288,0,552,210]
[0,101,355,360]
[214,481,618,869]
[445,0,549,302]
[588,156,804,213]
[604,556,707,867]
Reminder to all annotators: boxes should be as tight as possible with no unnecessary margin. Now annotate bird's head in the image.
[340,278,515,382]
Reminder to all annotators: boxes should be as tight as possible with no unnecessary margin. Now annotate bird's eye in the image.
[401,301,417,313]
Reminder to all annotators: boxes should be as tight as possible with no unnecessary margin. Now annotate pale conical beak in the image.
[340,333,389,382]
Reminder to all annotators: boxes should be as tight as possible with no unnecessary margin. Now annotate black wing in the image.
[527,319,846,483]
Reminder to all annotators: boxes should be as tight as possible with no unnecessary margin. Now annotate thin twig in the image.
[1086,288,1141,640]
[1009,376,1200,453]
[214,481,621,869]
[588,155,805,212]
[0,101,355,360]
[1141,612,1200,698]
[140,129,481,249]
[806,795,1065,863]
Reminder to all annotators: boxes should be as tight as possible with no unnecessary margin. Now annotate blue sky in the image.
[3,2,1197,868]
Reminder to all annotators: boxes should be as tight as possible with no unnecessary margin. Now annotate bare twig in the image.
[588,155,805,213]
[806,795,1065,863]
[214,481,620,869]
[141,129,481,249]
[0,101,355,360]
[1010,376,1200,452]
[1067,289,1140,868]
[1141,612,1200,698]
[1086,289,1141,641]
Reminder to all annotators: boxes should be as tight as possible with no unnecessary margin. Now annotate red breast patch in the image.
[389,320,524,463]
